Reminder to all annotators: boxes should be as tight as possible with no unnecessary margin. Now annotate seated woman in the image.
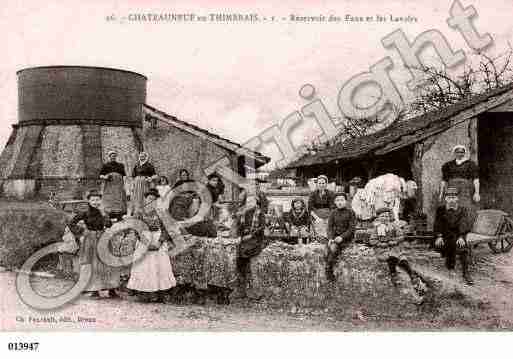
[127,188,177,302]
[169,170,197,222]
[282,198,312,244]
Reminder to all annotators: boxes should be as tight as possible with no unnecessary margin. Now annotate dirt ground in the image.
[1,243,513,331]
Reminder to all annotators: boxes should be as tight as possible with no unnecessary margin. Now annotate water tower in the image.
[0,66,147,199]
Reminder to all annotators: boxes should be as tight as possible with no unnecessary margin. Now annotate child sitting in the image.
[372,207,417,287]
[372,207,402,241]
[326,194,356,281]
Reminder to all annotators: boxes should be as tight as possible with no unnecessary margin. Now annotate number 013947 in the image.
[8,342,39,351]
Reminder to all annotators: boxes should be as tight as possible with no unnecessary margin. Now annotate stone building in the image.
[0,66,269,200]
[142,104,269,201]
[286,83,513,227]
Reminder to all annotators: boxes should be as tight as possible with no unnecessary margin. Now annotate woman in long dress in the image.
[69,190,123,298]
[439,145,480,218]
[127,188,177,302]
[131,152,158,215]
[100,150,127,221]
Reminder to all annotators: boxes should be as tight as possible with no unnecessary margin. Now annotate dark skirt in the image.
[102,173,127,215]
[79,230,123,292]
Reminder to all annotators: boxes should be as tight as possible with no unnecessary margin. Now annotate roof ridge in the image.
[287,82,513,168]
[142,104,270,163]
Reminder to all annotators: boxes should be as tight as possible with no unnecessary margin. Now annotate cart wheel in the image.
[488,234,513,253]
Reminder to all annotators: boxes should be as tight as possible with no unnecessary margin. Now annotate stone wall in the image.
[143,120,237,201]
[0,124,141,200]
[40,125,85,178]
[101,126,140,177]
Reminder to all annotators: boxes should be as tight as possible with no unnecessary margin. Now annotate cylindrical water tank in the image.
[0,66,147,200]
[17,66,147,126]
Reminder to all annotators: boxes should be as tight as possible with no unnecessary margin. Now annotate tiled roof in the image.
[287,83,513,168]
[143,104,270,168]
[267,166,298,179]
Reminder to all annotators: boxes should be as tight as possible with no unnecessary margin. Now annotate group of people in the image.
[298,144,480,286]
[68,150,227,302]
[66,143,481,305]
[99,151,225,221]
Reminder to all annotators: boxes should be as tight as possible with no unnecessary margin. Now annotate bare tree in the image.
[293,46,513,166]
[409,45,513,114]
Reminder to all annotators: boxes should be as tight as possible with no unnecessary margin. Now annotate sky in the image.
[1,0,512,170]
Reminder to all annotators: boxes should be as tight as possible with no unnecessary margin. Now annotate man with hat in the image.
[434,186,474,285]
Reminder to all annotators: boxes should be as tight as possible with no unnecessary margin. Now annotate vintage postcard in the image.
[1,0,513,348]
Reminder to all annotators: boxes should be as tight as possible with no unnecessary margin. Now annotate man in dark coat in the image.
[325,193,356,281]
[434,187,474,285]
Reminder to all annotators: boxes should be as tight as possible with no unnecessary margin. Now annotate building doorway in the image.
[479,112,513,214]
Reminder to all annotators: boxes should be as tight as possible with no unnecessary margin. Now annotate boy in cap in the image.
[325,193,356,281]
[434,186,474,285]
[371,207,418,287]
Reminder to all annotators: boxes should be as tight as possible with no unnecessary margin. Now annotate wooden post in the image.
[364,158,377,181]
[412,143,424,211]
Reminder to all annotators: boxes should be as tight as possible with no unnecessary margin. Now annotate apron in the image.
[132,176,150,214]
[102,172,127,215]
[313,208,331,239]
[127,230,176,292]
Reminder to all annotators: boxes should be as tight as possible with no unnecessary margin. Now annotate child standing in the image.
[127,188,177,302]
